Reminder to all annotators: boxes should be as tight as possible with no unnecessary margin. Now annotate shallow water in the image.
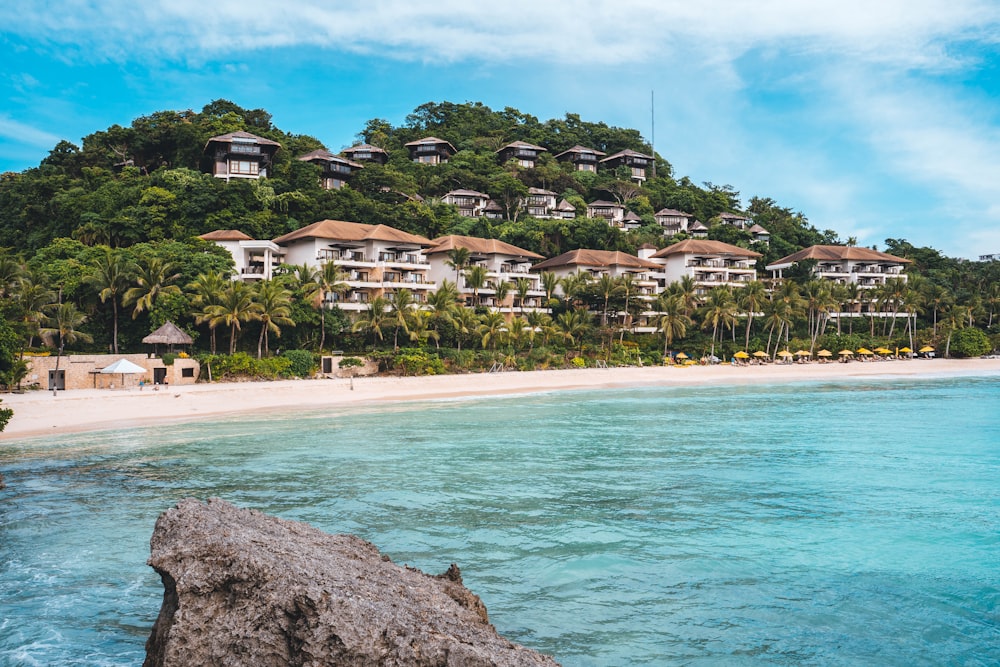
[1,376,999,665]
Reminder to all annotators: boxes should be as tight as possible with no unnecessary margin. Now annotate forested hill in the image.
[3,99,839,263]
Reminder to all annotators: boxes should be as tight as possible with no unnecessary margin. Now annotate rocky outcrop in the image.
[144,497,559,667]
[0,471,5,489]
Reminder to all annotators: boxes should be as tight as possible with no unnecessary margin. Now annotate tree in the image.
[316,262,348,352]
[388,289,414,351]
[187,271,228,354]
[463,265,489,306]
[557,308,591,352]
[700,287,737,357]
[445,247,471,285]
[595,274,623,326]
[207,282,261,354]
[41,302,93,394]
[657,293,690,357]
[254,280,294,358]
[123,257,181,320]
[492,279,511,310]
[352,296,389,349]
[450,304,479,352]
[86,246,135,354]
[479,310,507,350]
[738,280,767,351]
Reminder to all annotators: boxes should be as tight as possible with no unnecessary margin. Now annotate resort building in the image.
[688,221,709,238]
[766,245,910,288]
[600,149,654,183]
[425,235,547,312]
[525,188,558,218]
[586,200,626,227]
[273,220,435,311]
[717,212,751,229]
[405,137,456,165]
[748,224,771,244]
[442,189,491,218]
[198,230,284,281]
[341,144,389,165]
[654,208,695,235]
[555,198,577,219]
[553,145,606,172]
[623,211,643,231]
[296,149,364,190]
[496,141,547,168]
[484,200,505,220]
[642,239,761,294]
[204,131,280,181]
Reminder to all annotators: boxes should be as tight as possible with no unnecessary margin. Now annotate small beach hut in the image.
[100,358,148,389]
[143,321,193,355]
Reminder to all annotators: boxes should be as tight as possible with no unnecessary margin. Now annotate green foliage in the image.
[198,352,293,380]
[949,327,990,358]
[282,349,317,376]
[161,352,177,366]
[0,399,11,432]
[571,356,587,368]
[338,356,364,369]
[387,348,446,376]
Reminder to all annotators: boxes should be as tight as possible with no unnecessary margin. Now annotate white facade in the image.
[644,240,760,295]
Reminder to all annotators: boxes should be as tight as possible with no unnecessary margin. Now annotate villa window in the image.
[229,160,259,176]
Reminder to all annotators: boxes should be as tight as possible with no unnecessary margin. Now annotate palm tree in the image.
[941,304,969,358]
[595,274,623,326]
[514,277,533,311]
[41,302,93,395]
[13,272,55,349]
[450,304,479,352]
[540,271,559,306]
[207,282,261,354]
[316,262,349,352]
[425,280,460,348]
[668,275,700,318]
[700,287,738,357]
[921,282,951,336]
[738,280,767,351]
[254,280,295,358]
[479,310,507,350]
[352,296,389,349]
[123,257,181,320]
[407,309,438,348]
[86,247,135,354]
[507,316,533,352]
[883,277,908,338]
[657,293,690,357]
[492,279,511,311]
[618,273,638,343]
[559,271,591,307]
[187,271,228,354]
[526,310,555,347]
[387,288,414,350]
[557,308,591,352]
[0,250,23,299]
[464,265,489,306]
[445,247,472,286]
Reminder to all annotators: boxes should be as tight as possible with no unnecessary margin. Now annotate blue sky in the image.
[2,1,999,259]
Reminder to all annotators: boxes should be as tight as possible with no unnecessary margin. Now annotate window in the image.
[181,368,194,378]
[631,167,645,179]
[229,160,259,175]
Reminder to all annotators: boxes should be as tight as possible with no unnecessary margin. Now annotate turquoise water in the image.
[1,375,999,665]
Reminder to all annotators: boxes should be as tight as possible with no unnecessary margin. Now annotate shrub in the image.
[391,349,446,376]
[0,399,11,432]
[161,353,177,366]
[572,356,587,368]
[949,327,991,358]
[338,356,364,369]
[282,349,316,377]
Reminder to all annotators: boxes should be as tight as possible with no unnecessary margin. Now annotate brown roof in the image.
[342,143,387,155]
[199,229,253,241]
[205,130,281,149]
[404,136,457,151]
[426,235,543,260]
[689,221,708,231]
[768,245,910,267]
[718,212,750,220]
[652,239,762,259]
[528,187,557,195]
[443,189,489,198]
[296,149,363,169]
[497,140,547,153]
[532,249,661,271]
[556,199,576,211]
[748,224,770,234]
[655,208,692,217]
[273,220,433,246]
[600,148,653,163]
[588,199,624,208]
[142,321,194,345]
[553,145,607,159]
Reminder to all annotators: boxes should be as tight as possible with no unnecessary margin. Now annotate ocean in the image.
[1,375,998,666]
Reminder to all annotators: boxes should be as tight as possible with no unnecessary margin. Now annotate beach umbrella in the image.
[794,350,811,356]
[675,352,689,360]
[817,349,833,357]
[100,358,147,388]
[734,351,750,359]
[838,349,854,356]
[752,351,769,358]
[875,347,891,355]
[899,347,912,354]
[919,346,935,353]
[857,347,873,355]
[777,350,794,358]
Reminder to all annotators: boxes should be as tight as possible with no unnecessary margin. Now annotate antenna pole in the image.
[650,90,656,179]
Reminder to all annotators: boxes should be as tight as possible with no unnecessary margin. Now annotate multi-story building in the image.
[717,212,751,229]
[748,224,770,244]
[204,131,280,181]
[341,143,389,165]
[297,149,364,190]
[442,189,491,217]
[555,198,577,219]
[586,200,626,227]
[553,145,606,172]
[600,149,654,183]
[198,230,284,281]
[496,141,547,168]
[654,208,695,234]
[272,220,435,311]
[405,137,456,165]
[525,188,558,218]
[642,239,761,295]
[425,235,546,312]
[766,245,909,288]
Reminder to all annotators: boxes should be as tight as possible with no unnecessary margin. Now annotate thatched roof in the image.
[143,321,194,345]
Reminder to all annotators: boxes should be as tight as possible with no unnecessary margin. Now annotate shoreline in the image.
[2,358,998,442]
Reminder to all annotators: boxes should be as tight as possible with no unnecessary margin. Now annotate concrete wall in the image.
[25,354,200,391]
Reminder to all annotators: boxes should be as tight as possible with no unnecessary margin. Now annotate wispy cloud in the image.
[4,1,998,70]
[0,115,62,148]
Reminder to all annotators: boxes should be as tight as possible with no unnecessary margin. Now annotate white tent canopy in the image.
[100,359,147,374]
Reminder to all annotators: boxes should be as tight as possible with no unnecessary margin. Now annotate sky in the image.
[2,1,1000,260]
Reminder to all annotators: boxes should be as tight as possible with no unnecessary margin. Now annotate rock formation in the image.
[0,471,5,489]
[144,497,559,666]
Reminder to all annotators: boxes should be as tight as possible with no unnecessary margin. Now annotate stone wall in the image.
[25,354,200,390]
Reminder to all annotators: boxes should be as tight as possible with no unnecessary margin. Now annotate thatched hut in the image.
[143,321,193,354]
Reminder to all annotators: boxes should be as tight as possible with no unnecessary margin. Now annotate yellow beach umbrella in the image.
[857,348,873,355]
[734,351,750,359]
[839,349,854,356]
[874,347,891,355]
[817,349,833,357]
[795,350,811,356]
[899,347,912,354]
[919,346,935,353]
[777,350,794,358]
[753,351,769,358]
[675,352,689,360]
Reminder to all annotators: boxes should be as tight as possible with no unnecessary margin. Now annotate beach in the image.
[3,357,998,440]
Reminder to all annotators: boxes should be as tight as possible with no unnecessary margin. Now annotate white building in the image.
[766,245,909,288]
[198,230,284,281]
[642,239,761,294]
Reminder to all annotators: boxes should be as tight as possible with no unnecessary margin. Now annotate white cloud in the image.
[0,116,62,148]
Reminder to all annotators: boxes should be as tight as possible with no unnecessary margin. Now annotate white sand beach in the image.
[2,358,998,441]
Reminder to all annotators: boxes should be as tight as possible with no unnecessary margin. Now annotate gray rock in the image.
[144,497,559,667]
